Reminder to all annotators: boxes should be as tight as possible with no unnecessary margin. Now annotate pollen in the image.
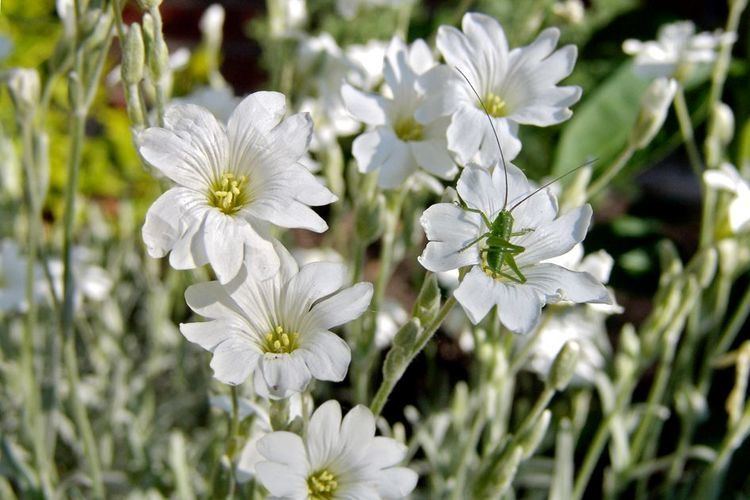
[262,325,300,354]
[208,172,249,215]
[307,469,338,499]
[482,92,508,118]
[394,116,424,142]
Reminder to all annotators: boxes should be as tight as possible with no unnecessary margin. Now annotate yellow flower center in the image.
[262,325,300,354]
[208,173,249,215]
[307,469,338,499]
[482,92,508,118]
[394,116,424,142]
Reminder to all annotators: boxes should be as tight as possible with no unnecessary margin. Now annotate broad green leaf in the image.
[553,62,649,176]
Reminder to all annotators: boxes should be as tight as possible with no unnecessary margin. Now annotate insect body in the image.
[457,200,533,283]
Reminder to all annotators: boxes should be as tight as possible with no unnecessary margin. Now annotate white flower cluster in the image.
[136,9,615,498]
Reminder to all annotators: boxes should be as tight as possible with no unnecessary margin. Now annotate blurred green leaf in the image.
[552,62,649,176]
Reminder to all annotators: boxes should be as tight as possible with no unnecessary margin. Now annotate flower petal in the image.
[309,283,374,329]
[138,104,227,190]
[204,211,245,284]
[375,467,419,498]
[298,330,351,382]
[306,400,343,468]
[454,267,497,324]
[210,338,261,385]
[342,83,387,126]
[514,204,592,266]
[255,461,307,497]
[256,431,308,472]
[259,353,312,396]
[524,263,611,304]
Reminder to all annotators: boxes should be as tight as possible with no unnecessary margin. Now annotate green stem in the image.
[370,295,457,417]
[585,144,636,200]
[149,6,168,126]
[226,386,240,498]
[673,86,704,177]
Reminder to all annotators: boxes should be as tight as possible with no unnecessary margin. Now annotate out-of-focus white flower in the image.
[291,247,343,266]
[47,247,114,309]
[138,91,336,283]
[256,400,418,498]
[375,299,409,349]
[419,165,610,333]
[199,4,225,49]
[0,241,42,313]
[5,68,41,117]
[520,245,620,384]
[297,33,384,148]
[345,40,389,90]
[269,0,308,38]
[418,13,581,167]
[344,37,457,189]
[553,0,585,24]
[56,0,75,37]
[630,77,677,149]
[180,246,372,398]
[704,163,750,233]
[623,21,733,80]
[171,86,241,124]
[712,102,735,145]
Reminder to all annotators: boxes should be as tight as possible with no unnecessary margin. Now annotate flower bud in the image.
[629,78,678,150]
[712,102,735,146]
[559,163,592,212]
[355,194,384,243]
[492,446,523,496]
[5,68,40,119]
[686,247,717,288]
[519,409,551,459]
[122,24,145,85]
[392,318,419,350]
[149,37,170,81]
[200,4,225,49]
[620,323,640,360]
[552,0,585,24]
[412,273,440,324]
[548,341,580,391]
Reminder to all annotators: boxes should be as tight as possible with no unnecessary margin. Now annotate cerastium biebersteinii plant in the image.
[1,1,750,499]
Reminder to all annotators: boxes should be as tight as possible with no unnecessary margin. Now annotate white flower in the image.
[336,0,415,19]
[171,86,242,123]
[0,240,42,313]
[623,21,733,79]
[417,13,581,167]
[703,163,750,233]
[344,39,389,90]
[200,4,225,49]
[419,164,610,333]
[297,33,374,144]
[269,0,308,38]
[180,246,372,398]
[553,0,585,24]
[256,400,418,498]
[47,247,114,309]
[138,91,337,283]
[519,245,621,384]
[375,299,409,349]
[343,37,457,188]
[630,77,677,149]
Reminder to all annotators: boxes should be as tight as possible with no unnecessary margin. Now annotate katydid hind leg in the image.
[504,253,527,283]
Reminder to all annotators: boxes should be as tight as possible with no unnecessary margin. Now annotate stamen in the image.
[394,116,424,142]
[262,326,300,354]
[307,469,338,499]
[481,92,508,118]
[208,172,249,215]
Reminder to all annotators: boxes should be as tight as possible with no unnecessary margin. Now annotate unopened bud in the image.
[559,163,592,212]
[519,409,551,459]
[620,323,640,360]
[392,319,419,350]
[5,68,40,119]
[552,0,585,24]
[382,346,408,382]
[686,247,717,288]
[629,78,678,150]
[548,341,580,390]
[717,238,746,276]
[122,24,145,85]
[200,4,225,49]
[493,446,523,496]
[713,102,735,145]
[355,194,384,243]
[413,274,440,324]
[149,38,170,80]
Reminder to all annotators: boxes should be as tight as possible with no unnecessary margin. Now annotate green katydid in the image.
[453,67,594,284]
